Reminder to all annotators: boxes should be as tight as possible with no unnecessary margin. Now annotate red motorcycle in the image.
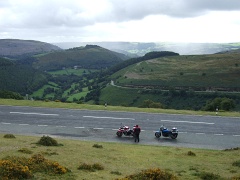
[116,125,135,137]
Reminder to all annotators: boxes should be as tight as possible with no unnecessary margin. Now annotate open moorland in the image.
[0,133,239,180]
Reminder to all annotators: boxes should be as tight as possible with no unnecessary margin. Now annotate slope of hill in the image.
[0,39,61,59]
[0,57,49,95]
[110,52,240,91]
[34,45,129,71]
[98,51,240,110]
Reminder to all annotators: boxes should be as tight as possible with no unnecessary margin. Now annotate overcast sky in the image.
[1,0,240,43]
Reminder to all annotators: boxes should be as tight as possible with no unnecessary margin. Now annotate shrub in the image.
[187,151,196,156]
[111,171,122,175]
[198,172,221,180]
[0,159,33,179]
[37,136,58,146]
[116,168,178,180]
[232,175,240,180]
[92,163,104,170]
[3,134,16,138]
[0,154,69,177]
[78,163,104,172]
[232,160,240,167]
[28,154,69,175]
[18,148,33,154]
[93,144,103,148]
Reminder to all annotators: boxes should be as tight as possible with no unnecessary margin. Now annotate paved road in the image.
[0,105,239,150]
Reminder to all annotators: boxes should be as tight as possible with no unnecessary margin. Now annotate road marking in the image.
[196,133,205,135]
[83,116,135,120]
[10,112,59,116]
[233,135,240,137]
[2,122,11,124]
[74,127,85,129]
[214,134,224,136]
[56,126,66,128]
[179,132,188,134]
[19,124,29,126]
[93,128,104,130]
[161,120,214,125]
[38,125,48,127]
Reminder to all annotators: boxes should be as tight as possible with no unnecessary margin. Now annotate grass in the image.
[0,134,239,180]
[48,68,96,76]
[113,53,240,88]
[0,98,240,117]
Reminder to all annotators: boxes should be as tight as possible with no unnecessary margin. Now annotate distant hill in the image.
[0,39,61,59]
[34,45,129,71]
[0,57,49,95]
[54,41,240,56]
[216,48,240,54]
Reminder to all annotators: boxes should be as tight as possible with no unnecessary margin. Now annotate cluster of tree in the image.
[202,97,235,111]
[0,90,23,100]
[0,58,49,95]
[137,89,238,111]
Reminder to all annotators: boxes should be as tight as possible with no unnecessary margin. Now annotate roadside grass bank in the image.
[0,99,240,117]
[0,134,239,180]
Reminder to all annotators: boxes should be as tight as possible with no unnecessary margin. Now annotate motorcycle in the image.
[155,125,178,139]
[116,125,135,137]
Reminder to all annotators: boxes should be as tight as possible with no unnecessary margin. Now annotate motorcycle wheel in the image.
[116,132,123,137]
[170,134,178,139]
[155,132,161,138]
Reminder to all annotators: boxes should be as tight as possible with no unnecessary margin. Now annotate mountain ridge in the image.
[0,39,61,58]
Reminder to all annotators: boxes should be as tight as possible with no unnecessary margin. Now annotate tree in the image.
[202,97,235,111]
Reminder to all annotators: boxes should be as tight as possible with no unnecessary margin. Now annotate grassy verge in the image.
[0,134,239,180]
[0,99,240,117]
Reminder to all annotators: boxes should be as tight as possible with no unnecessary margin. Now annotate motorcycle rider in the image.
[133,124,141,142]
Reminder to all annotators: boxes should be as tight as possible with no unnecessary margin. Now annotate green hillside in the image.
[111,53,240,90]
[34,45,129,71]
[0,57,49,95]
[98,52,240,111]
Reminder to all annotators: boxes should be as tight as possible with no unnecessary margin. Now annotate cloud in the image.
[108,0,240,20]
[0,0,240,43]
[2,0,240,28]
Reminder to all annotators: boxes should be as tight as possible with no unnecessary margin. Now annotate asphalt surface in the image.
[0,105,239,150]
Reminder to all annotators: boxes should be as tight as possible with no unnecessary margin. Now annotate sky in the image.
[0,0,240,43]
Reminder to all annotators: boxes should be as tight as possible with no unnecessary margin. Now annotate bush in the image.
[198,172,221,180]
[0,159,33,179]
[93,144,103,148]
[111,171,122,175]
[3,134,16,138]
[78,163,104,172]
[28,154,69,175]
[116,168,178,180]
[18,148,33,154]
[187,151,196,156]
[37,136,59,146]
[232,160,240,167]
[0,154,69,177]
[232,175,240,180]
